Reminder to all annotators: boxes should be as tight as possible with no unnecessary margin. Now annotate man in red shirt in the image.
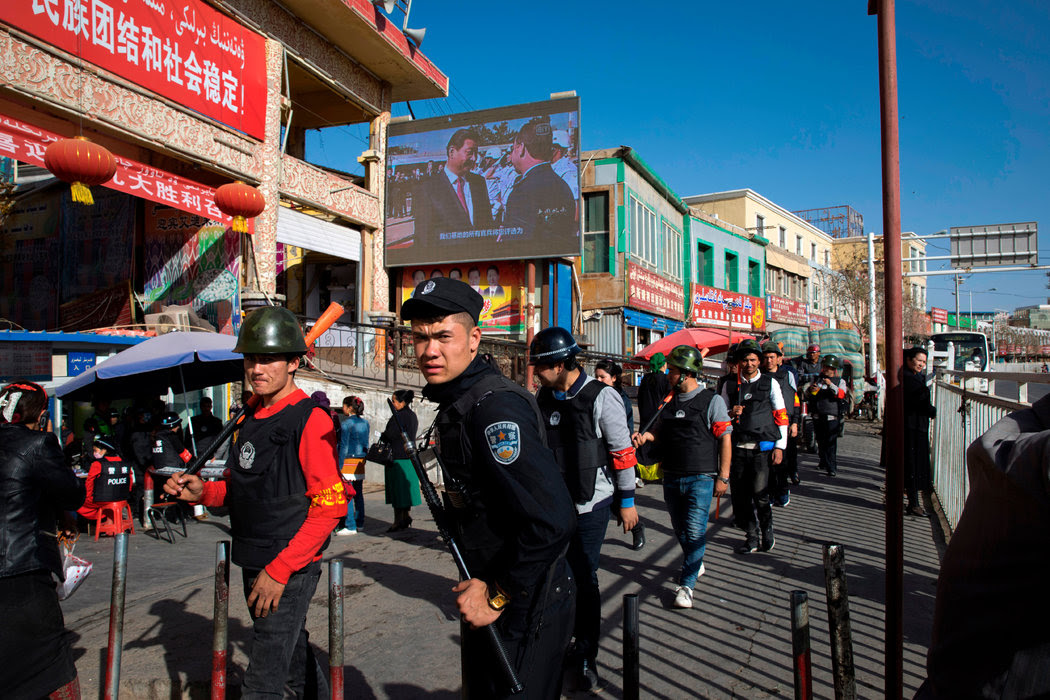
[165,306,348,697]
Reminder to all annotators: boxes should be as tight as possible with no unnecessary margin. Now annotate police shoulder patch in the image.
[484,421,521,465]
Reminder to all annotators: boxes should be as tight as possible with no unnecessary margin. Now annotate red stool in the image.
[94,501,135,540]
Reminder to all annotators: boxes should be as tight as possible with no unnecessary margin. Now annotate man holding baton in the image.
[164,306,348,697]
[402,277,576,699]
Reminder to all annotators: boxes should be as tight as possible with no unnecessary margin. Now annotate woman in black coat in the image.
[903,347,936,516]
[381,389,420,531]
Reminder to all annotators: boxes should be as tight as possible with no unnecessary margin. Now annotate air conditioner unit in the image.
[145,304,216,334]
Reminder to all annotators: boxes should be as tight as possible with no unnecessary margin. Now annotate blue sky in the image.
[308,0,1049,314]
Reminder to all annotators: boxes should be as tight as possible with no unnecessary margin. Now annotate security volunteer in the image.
[530,327,638,692]
[150,411,193,476]
[761,341,801,506]
[401,277,576,699]
[720,339,789,554]
[164,306,348,697]
[806,354,848,477]
[77,435,134,521]
[632,345,732,609]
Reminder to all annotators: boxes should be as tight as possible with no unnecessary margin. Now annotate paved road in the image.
[62,422,941,698]
[987,378,1050,403]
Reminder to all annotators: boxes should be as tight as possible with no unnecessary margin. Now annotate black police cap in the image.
[400,277,484,325]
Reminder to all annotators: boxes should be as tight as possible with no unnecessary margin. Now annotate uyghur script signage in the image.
[4,0,266,139]
[766,294,808,326]
[627,264,684,320]
[690,285,765,331]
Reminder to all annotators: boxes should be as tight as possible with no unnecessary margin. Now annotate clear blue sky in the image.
[308,0,1049,314]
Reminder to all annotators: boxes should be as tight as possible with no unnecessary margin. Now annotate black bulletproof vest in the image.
[93,456,132,502]
[229,398,323,569]
[151,429,186,470]
[809,380,844,418]
[536,380,606,504]
[725,374,779,443]
[658,390,718,476]
[771,367,799,420]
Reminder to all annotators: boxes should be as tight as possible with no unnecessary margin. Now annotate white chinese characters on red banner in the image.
[689,285,766,331]
[766,294,808,326]
[809,313,829,329]
[627,264,684,320]
[0,114,246,229]
[931,307,948,324]
[3,0,266,139]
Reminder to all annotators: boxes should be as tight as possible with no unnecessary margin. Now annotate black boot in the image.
[760,523,775,552]
[631,522,646,551]
[578,658,599,692]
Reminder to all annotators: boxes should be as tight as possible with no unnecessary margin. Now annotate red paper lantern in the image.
[43,136,116,205]
[214,181,265,233]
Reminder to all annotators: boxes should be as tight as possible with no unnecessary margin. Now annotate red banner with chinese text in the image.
[766,294,808,326]
[2,0,266,139]
[931,307,948,324]
[689,285,765,331]
[627,264,684,321]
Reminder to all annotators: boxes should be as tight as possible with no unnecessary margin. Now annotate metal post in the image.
[954,275,961,330]
[872,0,905,695]
[622,593,639,700]
[524,261,537,390]
[823,544,857,700]
[211,541,230,699]
[867,232,878,377]
[790,591,813,700]
[104,533,129,700]
[142,470,154,530]
[329,560,344,700]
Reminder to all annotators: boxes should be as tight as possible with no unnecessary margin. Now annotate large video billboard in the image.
[385,97,581,267]
[399,263,523,335]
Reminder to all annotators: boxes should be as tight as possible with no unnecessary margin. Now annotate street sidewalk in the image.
[62,422,941,698]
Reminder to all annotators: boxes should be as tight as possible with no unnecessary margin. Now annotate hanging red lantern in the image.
[214,181,265,233]
[43,136,117,206]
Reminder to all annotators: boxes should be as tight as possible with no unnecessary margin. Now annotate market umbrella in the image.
[631,327,756,363]
[56,331,243,402]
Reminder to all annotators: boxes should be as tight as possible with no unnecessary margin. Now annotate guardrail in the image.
[931,369,1050,530]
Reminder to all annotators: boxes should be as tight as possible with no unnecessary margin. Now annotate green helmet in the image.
[821,354,841,370]
[667,345,703,376]
[734,339,762,362]
[234,306,308,355]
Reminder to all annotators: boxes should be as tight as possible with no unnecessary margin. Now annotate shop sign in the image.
[0,114,241,228]
[627,264,684,321]
[1041,345,1050,355]
[809,313,829,329]
[3,0,266,138]
[838,319,855,331]
[931,307,948,324]
[400,263,524,335]
[766,294,807,326]
[0,342,52,381]
[67,351,97,377]
[689,285,765,331]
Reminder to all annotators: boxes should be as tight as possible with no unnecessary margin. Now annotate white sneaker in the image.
[335,528,357,536]
[698,563,706,578]
[673,586,694,609]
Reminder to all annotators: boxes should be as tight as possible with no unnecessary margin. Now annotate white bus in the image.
[929,331,991,372]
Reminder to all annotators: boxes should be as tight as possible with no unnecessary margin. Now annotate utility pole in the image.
[867,231,878,376]
[954,274,961,330]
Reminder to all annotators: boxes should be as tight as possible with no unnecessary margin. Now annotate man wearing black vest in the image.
[165,306,348,698]
[761,342,801,506]
[805,354,848,477]
[632,345,732,608]
[77,435,134,521]
[721,339,789,554]
[530,327,639,691]
[401,277,576,699]
[190,396,224,458]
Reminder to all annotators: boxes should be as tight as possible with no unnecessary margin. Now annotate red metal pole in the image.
[104,533,128,699]
[524,261,536,389]
[873,0,905,696]
[329,560,344,699]
[211,541,230,699]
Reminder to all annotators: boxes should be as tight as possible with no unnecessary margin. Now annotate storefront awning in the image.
[276,207,361,262]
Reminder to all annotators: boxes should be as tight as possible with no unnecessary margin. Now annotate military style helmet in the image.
[528,326,579,365]
[94,435,118,452]
[666,345,703,376]
[234,306,308,355]
[159,411,182,429]
[761,340,782,356]
[807,344,821,353]
[734,339,763,361]
[821,354,841,370]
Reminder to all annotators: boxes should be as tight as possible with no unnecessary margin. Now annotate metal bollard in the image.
[142,471,154,529]
[822,544,857,700]
[329,560,344,700]
[104,533,128,700]
[211,541,230,700]
[790,591,813,700]
[623,593,639,700]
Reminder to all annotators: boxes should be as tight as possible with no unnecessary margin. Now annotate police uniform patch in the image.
[239,441,256,470]
[549,411,561,426]
[675,410,686,418]
[485,421,520,465]
[422,280,436,295]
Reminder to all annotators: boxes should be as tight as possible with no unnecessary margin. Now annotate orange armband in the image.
[610,446,638,470]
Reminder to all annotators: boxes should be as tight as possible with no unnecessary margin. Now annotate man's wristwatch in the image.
[487,584,510,611]
[717,476,730,485]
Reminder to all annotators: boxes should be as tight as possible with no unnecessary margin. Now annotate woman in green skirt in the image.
[382,389,420,531]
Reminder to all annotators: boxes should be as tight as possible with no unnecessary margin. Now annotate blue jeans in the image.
[662,474,715,589]
[342,481,365,530]
[565,505,611,662]
[241,560,329,699]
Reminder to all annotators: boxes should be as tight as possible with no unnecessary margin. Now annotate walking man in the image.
[761,341,800,505]
[530,327,639,690]
[806,354,848,477]
[632,346,732,608]
[720,339,789,554]
[401,277,576,699]
[165,306,348,697]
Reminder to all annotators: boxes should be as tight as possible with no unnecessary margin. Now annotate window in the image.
[824,248,830,266]
[779,270,788,296]
[811,242,817,262]
[812,282,820,311]
[662,222,682,282]
[629,195,658,268]
[766,266,776,293]
[748,259,761,297]
[779,226,786,248]
[725,251,739,292]
[697,241,713,286]
[582,192,610,274]
[756,213,765,237]
[795,235,803,256]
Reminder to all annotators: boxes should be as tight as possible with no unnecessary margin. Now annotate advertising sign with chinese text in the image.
[931,307,948,324]
[766,294,808,326]
[689,285,765,331]
[399,263,523,334]
[627,264,683,321]
[2,0,266,138]
[809,313,829,329]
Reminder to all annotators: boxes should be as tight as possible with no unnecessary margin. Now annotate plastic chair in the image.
[94,501,135,540]
[146,502,187,544]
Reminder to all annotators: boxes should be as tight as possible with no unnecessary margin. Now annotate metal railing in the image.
[931,369,1050,530]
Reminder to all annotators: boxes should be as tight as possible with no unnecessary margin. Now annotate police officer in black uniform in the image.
[89,436,133,503]
[805,354,848,476]
[401,277,576,700]
[151,411,193,477]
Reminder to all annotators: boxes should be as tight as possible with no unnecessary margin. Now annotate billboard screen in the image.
[385,97,581,267]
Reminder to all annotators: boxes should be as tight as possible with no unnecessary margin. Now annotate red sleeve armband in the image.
[610,446,638,470]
